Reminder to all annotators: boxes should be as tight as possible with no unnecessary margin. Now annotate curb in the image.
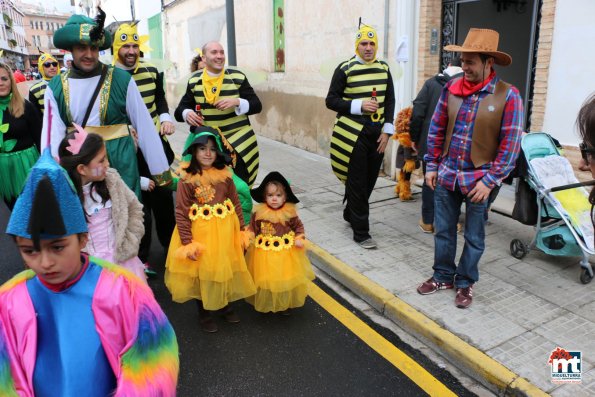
[307,243,549,397]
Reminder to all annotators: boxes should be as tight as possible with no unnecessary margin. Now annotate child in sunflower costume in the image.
[165,126,255,333]
[245,172,315,314]
[393,106,419,201]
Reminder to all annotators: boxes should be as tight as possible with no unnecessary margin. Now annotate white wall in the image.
[133,0,162,40]
[162,0,226,83]
[542,0,595,146]
[100,0,161,38]
[235,0,394,97]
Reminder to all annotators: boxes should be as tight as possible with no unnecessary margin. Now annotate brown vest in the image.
[442,79,511,167]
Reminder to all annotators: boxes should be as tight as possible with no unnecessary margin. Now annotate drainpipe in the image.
[226,0,237,66]
[383,0,390,59]
[389,0,417,180]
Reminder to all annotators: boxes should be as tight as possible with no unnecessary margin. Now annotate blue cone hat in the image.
[6,149,87,247]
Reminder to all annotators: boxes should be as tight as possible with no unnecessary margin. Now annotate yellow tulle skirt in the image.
[245,240,315,312]
[165,212,256,310]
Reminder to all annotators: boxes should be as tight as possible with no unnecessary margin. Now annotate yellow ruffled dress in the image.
[165,166,255,310]
[245,203,315,312]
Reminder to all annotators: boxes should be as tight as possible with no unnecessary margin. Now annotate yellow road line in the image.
[308,282,457,397]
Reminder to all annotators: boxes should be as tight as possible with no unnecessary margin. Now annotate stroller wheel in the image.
[580,268,593,284]
[510,239,528,259]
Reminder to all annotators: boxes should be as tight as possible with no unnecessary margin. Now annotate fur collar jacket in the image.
[105,168,145,262]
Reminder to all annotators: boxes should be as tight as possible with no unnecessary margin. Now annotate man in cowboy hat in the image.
[112,22,176,274]
[416,28,524,308]
[41,8,173,197]
[325,23,395,249]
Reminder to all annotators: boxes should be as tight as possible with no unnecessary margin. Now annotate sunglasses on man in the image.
[579,142,595,165]
[43,62,58,68]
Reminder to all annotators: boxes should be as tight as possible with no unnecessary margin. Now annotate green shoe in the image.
[144,263,158,278]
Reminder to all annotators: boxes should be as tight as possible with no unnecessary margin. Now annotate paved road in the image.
[0,199,483,396]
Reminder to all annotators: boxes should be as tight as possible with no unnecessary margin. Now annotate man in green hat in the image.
[41,9,173,196]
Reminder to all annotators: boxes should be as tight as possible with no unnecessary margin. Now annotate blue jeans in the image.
[432,184,489,288]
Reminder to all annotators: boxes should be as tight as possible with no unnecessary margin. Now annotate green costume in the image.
[41,11,172,197]
[48,65,142,196]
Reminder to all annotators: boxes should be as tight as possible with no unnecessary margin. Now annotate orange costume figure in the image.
[394,106,419,201]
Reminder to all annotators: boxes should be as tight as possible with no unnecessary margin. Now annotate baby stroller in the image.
[510,132,595,284]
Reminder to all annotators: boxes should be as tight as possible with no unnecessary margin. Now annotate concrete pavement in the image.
[168,129,593,396]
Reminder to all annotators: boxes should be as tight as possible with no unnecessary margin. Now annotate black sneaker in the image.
[357,238,377,249]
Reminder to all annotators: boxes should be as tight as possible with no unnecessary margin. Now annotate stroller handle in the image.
[548,180,595,193]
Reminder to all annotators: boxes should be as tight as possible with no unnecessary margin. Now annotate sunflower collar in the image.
[253,203,297,225]
[177,162,231,186]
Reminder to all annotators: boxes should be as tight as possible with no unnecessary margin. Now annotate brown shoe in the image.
[418,219,434,234]
[455,286,473,309]
[200,317,218,333]
[223,308,240,324]
[417,277,454,295]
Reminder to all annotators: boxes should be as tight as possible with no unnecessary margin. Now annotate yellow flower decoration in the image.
[199,206,213,221]
[260,221,276,236]
[189,204,200,221]
[254,232,295,251]
[270,236,284,252]
[253,231,296,251]
[213,203,226,219]
[194,185,216,204]
[281,232,295,247]
[191,199,235,222]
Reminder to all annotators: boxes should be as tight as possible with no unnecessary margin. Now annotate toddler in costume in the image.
[0,148,178,396]
[165,126,256,333]
[246,172,315,313]
[58,125,147,282]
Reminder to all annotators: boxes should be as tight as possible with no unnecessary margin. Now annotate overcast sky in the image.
[19,0,73,13]
[19,0,135,21]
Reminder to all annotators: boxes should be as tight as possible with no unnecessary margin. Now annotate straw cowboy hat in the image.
[444,28,512,66]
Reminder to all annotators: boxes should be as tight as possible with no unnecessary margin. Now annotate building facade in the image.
[0,0,28,71]
[158,0,590,175]
[19,2,69,68]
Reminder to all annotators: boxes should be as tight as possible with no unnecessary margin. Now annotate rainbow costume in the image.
[0,149,179,396]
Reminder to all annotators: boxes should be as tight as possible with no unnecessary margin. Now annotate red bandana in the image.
[449,69,496,97]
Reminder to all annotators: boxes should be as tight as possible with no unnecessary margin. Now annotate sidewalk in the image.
[169,131,593,396]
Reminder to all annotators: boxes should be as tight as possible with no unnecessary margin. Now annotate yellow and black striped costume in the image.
[127,61,174,166]
[130,62,163,129]
[175,67,262,186]
[28,80,47,114]
[327,57,393,183]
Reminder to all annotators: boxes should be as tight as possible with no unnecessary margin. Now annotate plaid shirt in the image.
[424,76,524,194]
